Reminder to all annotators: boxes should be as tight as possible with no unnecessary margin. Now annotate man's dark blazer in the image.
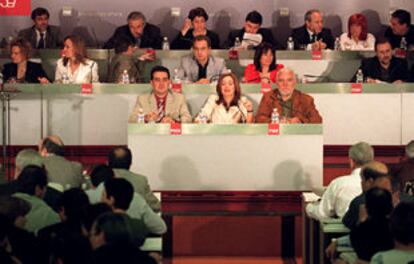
[18,25,62,49]
[352,56,408,83]
[2,61,49,83]
[291,25,334,50]
[103,23,162,49]
[227,28,276,48]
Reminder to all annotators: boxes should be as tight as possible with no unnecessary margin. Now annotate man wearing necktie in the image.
[18,7,62,49]
[290,9,335,50]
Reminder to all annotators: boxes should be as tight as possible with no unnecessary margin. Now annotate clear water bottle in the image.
[137,108,145,123]
[287,37,294,50]
[121,69,130,84]
[198,113,208,124]
[271,108,279,124]
[0,73,3,86]
[62,72,70,84]
[162,36,170,50]
[173,68,181,84]
[334,37,341,50]
[356,69,364,83]
[234,37,241,48]
[400,37,407,50]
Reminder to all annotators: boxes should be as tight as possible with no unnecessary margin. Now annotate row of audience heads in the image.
[26,7,413,44]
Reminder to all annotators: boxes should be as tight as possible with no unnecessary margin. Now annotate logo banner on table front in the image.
[0,0,31,16]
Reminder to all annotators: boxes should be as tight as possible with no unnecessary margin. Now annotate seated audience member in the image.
[171,7,220,49]
[38,135,84,189]
[90,212,157,264]
[107,37,142,83]
[128,66,192,123]
[340,13,375,51]
[291,9,334,50]
[255,68,322,123]
[1,38,49,84]
[107,146,161,212]
[194,72,254,124]
[18,7,61,49]
[13,165,60,233]
[55,35,99,83]
[79,203,112,238]
[0,196,41,263]
[104,11,162,49]
[176,35,228,84]
[371,202,414,264]
[350,187,394,263]
[342,161,390,230]
[86,164,167,235]
[227,10,275,49]
[306,142,373,220]
[391,140,414,192]
[37,188,91,263]
[384,9,414,49]
[352,38,408,83]
[0,214,22,264]
[243,42,284,83]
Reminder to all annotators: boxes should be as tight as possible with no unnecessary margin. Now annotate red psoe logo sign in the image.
[0,0,31,16]
[268,123,280,135]
[81,83,93,94]
[170,122,182,135]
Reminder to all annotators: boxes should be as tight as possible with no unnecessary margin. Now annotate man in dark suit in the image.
[384,9,414,49]
[352,38,408,83]
[104,11,162,50]
[227,10,275,49]
[18,7,61,49]
[291,9,334,50]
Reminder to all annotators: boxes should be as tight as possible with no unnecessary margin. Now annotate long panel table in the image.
[3,83,411,146]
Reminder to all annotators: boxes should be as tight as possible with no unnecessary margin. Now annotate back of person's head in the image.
[188,7,209,21]
[107,146,132,170]
[17,165,48,196]
[114,36,134,54]
[192,35,212,48]
[405,140,414,158]
[40,136,64,156]
[80,203,112,235]
[58,188,90,222]
[31,7,49,20]
[90,164,115,188]
[91,212,132,246]
[365,187,393,218]
[348,142,374,166]
[15,149,43,178]
[390,202,414,245]
[361,166,388,182]
[245,10,263,25]
[392,9,411,26]
[150,65,170,80]
[104,178,134,210]
[0,196,31,224]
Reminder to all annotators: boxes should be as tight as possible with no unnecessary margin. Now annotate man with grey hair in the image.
[390,140,414,192]
[256,67,322,123]
[104,11,162,49]
[15,149,43,178]
[290,9,334,50]
[306,142,374,220]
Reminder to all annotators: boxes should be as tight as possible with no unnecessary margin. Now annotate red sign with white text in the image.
[0,0,31,16]
[261,82,272,94]
[351,83,362,94]
[311,51,322,60]
[268,123,280,135]
[81,83,93,94]
[171,83,182,93]
[170,122,182,135]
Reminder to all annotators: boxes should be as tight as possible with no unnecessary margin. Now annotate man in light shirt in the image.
[306,142,374,220]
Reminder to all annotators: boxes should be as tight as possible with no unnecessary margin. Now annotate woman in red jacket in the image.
[243,42,283,83]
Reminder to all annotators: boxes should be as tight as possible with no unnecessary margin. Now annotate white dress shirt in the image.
[339,33,376,51]
[306,168,362,220]
[55,58,99,84]
[195,94,249,124]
